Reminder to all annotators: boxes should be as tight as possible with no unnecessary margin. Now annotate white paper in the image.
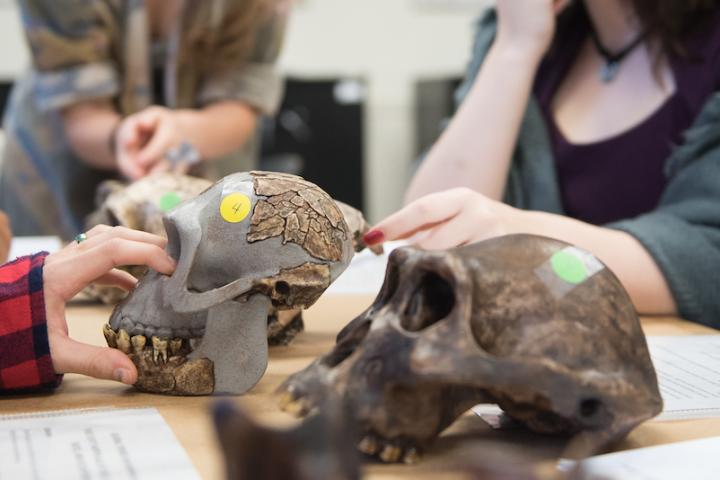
[8,235,62,260]
[0,407,199,480]
[648,335,720,420]
[326,240,407,295]
[567,436,720,480]
[471,404,515,429]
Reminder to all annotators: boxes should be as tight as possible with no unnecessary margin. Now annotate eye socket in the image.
[164,217,181,261]
[324,319,371,368]
[400,271,455,332]
[579,398,602,418]
[275,281,290,296]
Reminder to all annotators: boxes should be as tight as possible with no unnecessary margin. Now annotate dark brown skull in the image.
[279,234,662,463]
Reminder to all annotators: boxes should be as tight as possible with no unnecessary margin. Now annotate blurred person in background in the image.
[365,0,720,327]
[0,0,287,240]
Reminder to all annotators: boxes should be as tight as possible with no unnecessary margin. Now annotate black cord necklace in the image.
[589,27,645,83]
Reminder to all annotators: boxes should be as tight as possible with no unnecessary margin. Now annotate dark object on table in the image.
[213,399,360,480]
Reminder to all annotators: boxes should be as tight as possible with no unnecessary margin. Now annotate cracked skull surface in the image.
[104,171,356,395]
[278,234,662,463]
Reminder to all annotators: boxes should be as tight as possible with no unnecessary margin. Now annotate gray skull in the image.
[279,234,662,463]
[105,171,354,395]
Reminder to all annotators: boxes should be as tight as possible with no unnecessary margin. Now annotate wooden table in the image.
[1,295,718,479]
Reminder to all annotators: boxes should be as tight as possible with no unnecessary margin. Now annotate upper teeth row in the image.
[357,433,420,464]
[277,385,422,465]
[111,315,205,340]
[103,325,192,365]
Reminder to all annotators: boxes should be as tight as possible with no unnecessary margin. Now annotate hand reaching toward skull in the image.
[364,188,527,250]
[44,226,175,384]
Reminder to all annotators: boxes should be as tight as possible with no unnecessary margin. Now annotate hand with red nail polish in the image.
[367,188,526,250]
[362,229,385,246]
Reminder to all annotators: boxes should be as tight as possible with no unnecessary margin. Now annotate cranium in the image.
[87,173,312,346]
[87,173,213,237]
[278,234,662,463]
[104,171,356,395]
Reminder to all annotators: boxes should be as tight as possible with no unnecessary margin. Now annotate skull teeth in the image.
[358,433,421,464]
[379,444,403,463]
[104,326,200,359]
[403,447,420,464]
[357,435,380,455]
[103,324,117,348]
[131,335,146,354]
[152,336,168,364]
[278,391,306,416]
[117,329,131,354]
[170,338,183,356]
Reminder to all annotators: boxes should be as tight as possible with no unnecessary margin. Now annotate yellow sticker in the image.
[220,193,252,223]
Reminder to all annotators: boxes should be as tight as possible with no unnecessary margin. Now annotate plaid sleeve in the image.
[0,252,62,393]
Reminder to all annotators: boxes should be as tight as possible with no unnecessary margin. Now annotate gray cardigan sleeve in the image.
[458,8,720,326]
[608,93,720,327]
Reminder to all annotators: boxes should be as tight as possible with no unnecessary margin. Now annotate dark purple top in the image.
[534,10,720,225]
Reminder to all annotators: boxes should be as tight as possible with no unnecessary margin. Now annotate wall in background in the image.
[280,0,491,220]
[0,0,492,221]
[0,2,28,79]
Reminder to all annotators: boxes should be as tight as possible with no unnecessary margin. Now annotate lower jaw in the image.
[103,324,214,395]
[100,308,304,396]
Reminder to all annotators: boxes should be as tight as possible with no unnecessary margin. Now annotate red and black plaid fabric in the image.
[0,252,61,393]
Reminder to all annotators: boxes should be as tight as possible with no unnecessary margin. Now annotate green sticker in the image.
[551,250,587,284]
[159,192,182,212]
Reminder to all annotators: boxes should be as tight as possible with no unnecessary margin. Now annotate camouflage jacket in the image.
[0,0,286,239]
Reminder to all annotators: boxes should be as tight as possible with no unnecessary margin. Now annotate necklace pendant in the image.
[600,61,619,83]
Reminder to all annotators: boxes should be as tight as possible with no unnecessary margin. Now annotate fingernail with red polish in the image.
[363,229,385,245]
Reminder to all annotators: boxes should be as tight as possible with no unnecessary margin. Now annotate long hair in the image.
[555,0,720,58]
[631,0,720,56]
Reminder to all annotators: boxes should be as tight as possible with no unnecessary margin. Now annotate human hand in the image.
[43,226,176,384]
[495,0,570,57]
[115,106,192,180]
[0,210,11,263]
[363,188,526,250]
